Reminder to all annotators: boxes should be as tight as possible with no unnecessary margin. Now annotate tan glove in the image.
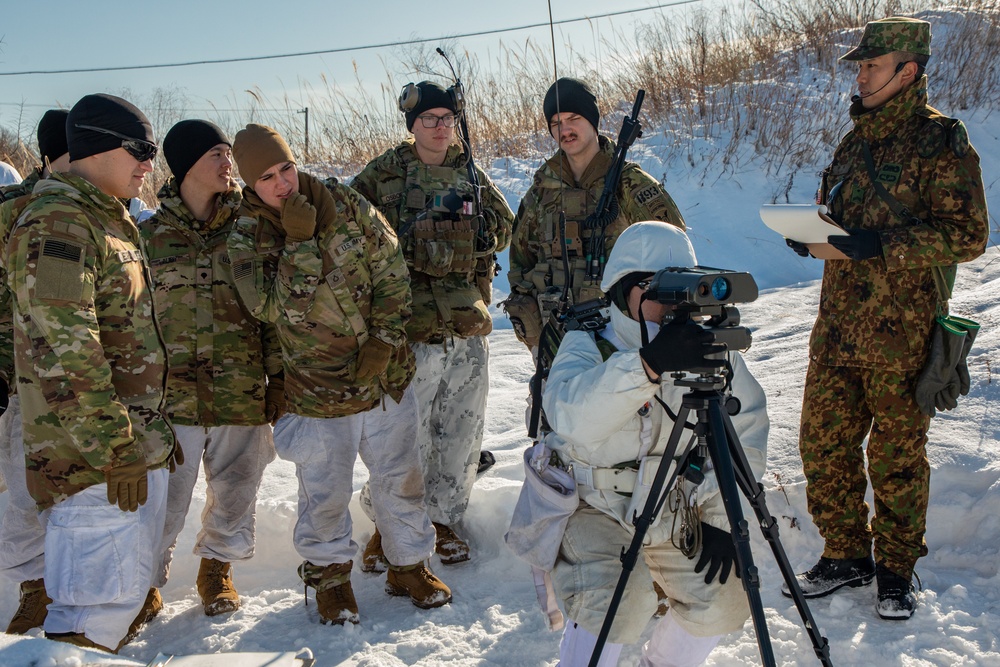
[265,375,286,426]
[106,457,148,512]
[355,338,393,382]
[168,441,185,473]
[280,193,317,242]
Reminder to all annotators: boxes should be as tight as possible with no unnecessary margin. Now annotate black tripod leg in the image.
[587,403,695,667]
[720,409,835,667]
[704,396,776,667]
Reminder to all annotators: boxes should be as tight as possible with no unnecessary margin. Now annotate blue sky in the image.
[0,0,705,137]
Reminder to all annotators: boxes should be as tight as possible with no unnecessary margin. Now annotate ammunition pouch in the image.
[412,218,475,278]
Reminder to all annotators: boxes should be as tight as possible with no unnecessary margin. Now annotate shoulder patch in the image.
[36,236,87,302]
[949,120,970,159]
[634,184,665,208]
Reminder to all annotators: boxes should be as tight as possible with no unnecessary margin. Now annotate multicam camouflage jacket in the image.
[6,172,175,510]
[351,138,513,342]
[506,135,685,345]
[140,179,282,427]
[0,168,42,387]
[228,171,415,418]
[812,76,988,370]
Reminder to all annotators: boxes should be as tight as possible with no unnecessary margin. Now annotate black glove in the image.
[786,238,811,258]
[693,523,738,585]
[827,228,882,260]
[640,318,726,377]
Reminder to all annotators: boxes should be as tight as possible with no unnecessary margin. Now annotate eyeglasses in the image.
[74,123,158,162]
[417,114,458,129]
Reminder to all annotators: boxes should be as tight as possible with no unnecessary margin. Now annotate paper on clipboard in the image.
[759,204,850,260]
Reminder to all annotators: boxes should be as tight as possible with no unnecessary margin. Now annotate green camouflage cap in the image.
[840,17,931,61]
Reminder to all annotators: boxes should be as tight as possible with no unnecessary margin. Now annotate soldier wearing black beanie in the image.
[36,109,69,164]
[543,77,600,135]
[400,81,458,132]
[163,120,231,186]
[66,93,155,162]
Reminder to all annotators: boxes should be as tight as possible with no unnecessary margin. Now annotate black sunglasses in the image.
[74,124,158,162]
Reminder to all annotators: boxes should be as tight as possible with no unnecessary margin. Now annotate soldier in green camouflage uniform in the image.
[228,124,450,625]
[0,109,71,635]
[140,120,282,620]
[506,77,685,349]
[6,94,178,652]
[783,18,988,620]
[351,81,514,567]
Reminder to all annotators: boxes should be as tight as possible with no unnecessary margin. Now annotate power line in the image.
[0,0,700,76]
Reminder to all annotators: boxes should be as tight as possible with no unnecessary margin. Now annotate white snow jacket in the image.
[541,305,769,545]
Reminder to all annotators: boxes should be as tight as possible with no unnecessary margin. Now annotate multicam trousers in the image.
[798,361,931,575]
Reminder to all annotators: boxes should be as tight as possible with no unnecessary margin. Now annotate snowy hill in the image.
[2,7,1000,666]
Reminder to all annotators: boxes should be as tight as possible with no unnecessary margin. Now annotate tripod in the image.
[588,379,835,667]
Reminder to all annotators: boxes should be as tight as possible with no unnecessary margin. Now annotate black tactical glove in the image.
[693,523,739,585]
[827,228,882,260]
[640,318,726,378]
[786,238,812,258]
[106,457,148,512]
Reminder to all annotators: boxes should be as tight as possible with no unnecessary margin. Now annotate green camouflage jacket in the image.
[351,138,514,342]
[228,171,415,417]
[811,76,989,370]
[507,136,685,341]
[7,172,175,510]
[140,179,282,427]
[0,168,43,387]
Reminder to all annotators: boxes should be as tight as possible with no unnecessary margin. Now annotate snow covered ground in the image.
[2,8,1000,665]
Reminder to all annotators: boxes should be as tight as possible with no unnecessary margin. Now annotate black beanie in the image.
[37,109,69,164]
[66,93,155,161]
[163,119,231,185]
[543,78,600,135]
[402,81,458,131]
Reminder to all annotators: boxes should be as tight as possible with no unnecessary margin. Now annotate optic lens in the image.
[710,277,731,301]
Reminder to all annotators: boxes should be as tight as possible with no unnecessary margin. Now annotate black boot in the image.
[781,555,875,598]
[875,564,917,620]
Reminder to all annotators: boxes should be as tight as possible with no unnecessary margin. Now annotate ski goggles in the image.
[74,124,159,162]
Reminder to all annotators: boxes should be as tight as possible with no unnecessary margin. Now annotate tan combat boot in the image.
[5,578,51,634]
[298,560,359,625]
[46,631,115,653]
[433,522,471,564]
[120,587,163,648]
[361,527,389,573]
[197,558,241,616]
[385,562,452,609]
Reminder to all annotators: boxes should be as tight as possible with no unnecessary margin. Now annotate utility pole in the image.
[297,107,309,159]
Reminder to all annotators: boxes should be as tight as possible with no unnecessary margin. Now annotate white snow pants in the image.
[558,614,722,667]
[0,396,46,583]
[153,424,275,588]
[410,336,489,525]
[273,385,434,567]
[552,506,750,645]
[41,468,168,650]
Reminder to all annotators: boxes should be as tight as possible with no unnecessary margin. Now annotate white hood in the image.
[600,221,698,293]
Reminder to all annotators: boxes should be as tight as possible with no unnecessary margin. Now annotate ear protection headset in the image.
[398,81,465,114]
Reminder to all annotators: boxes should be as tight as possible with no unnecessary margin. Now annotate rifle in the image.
[585,89,645,281]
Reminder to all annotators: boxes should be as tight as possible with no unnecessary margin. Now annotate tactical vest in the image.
[529,184,629,320]
[401,161,477,279]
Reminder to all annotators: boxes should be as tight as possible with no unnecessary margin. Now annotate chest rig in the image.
[532,182,621,320]
[401,161,477,279]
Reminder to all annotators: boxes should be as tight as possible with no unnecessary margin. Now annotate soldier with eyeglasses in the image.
[352,80,513,571]
[5,93,179,653]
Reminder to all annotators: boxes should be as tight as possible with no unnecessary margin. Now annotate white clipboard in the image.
[759,204,850,260]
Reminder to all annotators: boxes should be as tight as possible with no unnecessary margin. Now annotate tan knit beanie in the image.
[232,123,296,188]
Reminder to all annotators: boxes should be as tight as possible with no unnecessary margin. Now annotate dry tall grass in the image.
[5,0,1000,207]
